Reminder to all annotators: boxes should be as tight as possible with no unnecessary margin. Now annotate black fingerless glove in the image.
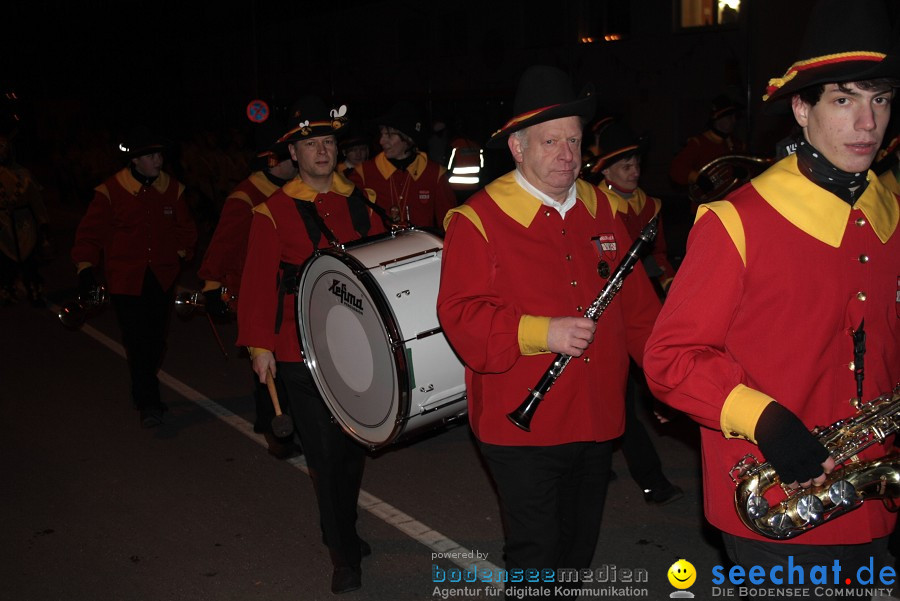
[78,267,98,298]
[203,288,229,318]
[754,402,830,484]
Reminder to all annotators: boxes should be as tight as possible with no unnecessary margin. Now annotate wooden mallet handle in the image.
[266,368,294,437]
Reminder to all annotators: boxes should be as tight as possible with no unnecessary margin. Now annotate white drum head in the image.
[298,251,406,446]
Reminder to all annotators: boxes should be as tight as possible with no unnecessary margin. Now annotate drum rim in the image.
[297,244,412,448]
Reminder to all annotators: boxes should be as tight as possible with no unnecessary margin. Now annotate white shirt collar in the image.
[514,169,577,219]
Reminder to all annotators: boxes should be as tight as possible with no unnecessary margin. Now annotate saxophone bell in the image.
[731,385,900,539]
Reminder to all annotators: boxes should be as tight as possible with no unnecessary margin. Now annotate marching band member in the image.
[197,118,298,458]
[71,126,196,428]
[644,1,900,598]
[236,96,385,595]
[349,101,455,231]
[437,65,660,600]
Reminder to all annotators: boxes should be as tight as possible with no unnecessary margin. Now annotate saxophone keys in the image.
[827,479,857,507]
[795,494,824,525]
[767,511,794,537]
[746,494,769,519]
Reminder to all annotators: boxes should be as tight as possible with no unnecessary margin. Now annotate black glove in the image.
[754,402,830,485]
[78,267,98,298]
[203,287,229,318]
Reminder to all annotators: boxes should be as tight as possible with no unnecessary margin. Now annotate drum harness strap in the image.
[274,187,386,333]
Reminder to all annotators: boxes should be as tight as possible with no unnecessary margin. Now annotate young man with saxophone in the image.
[644,1,900,598]
[437,65,660,600]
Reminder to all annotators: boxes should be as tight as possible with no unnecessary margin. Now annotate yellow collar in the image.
[115,167,172,195]
[752,154,898,246]
[282,171,356,202]
[248,171,282,196]
[600,184,648,216]
[374,151,429,181]
[483,171,600,227]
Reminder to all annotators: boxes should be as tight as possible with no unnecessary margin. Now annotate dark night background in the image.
[2,0,898,200]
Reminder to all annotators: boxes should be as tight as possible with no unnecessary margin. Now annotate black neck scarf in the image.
[795,139,868,206]
[388,153,417,172]
[263,170,290,187]
[129,164,158,188]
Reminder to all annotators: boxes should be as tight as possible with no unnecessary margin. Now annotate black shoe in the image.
[360,538,371,558]
[607,469,618,482]
[140,409,164,429]
[643,483,684,506]
[331,566,361,594]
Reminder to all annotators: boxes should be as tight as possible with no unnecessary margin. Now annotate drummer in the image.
[236,95,386,595]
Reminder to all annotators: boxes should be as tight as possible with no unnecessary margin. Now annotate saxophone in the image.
[730,384,900,540]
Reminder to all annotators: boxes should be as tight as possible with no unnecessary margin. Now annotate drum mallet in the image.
[266,368,294,438]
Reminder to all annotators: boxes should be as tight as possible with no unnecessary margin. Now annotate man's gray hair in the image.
[513,128,530,149]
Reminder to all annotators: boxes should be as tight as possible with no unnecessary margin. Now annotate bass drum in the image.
[297,228,467,448]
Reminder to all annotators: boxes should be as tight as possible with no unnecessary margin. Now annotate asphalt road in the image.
[5,197,743,601]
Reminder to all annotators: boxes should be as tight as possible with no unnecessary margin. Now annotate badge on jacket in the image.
[591,233,617,279]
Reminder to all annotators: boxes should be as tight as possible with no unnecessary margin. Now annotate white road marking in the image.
[67,306,502,582]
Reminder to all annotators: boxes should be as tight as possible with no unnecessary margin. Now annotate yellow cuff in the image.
[720,384,775,443]
[202,280,222,292]
[76,262,93,274]
[248,347,273,360]
[518,315,551,355]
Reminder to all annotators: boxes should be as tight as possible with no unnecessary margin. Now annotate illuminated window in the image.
[679,0,741,29]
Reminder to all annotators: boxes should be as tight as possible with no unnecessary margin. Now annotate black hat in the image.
[709,94,743,120]
[590,120,648,172]
[280,95,348,143]
[487,65,596,149]
[121,125,170,158]
[252,118,291,169]
[338,121,370,151]
[372,101,424,147]
[763,0,900,104]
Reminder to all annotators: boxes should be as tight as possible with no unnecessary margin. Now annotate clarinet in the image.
[507,215,659,432]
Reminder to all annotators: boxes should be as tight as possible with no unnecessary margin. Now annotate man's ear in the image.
[791,95,810,128]
[508,133,524,164]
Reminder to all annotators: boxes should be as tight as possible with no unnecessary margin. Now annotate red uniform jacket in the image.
[236,174,386,362]
[599,184,676,290]
[437,172,661,446]
[645,155,900,544]
[198,171,281,303]
[669,129,745,187]
[350,151,455,231]
[72,168,196,295]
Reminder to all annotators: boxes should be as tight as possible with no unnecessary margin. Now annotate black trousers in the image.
[723,532,891,600]
[277,361,366,567]
[478,440,613,600]
[110,269,173,411]
[620,362,667,491]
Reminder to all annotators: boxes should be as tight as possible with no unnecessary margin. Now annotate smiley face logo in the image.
[667,559,696,589]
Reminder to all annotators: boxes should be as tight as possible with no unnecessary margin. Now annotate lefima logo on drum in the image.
[328,279,364,313]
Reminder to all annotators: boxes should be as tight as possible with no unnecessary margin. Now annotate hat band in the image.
[764,51,887,101]
[495,103,562,136]
[280,119,342,142]
[597,144,639,167]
